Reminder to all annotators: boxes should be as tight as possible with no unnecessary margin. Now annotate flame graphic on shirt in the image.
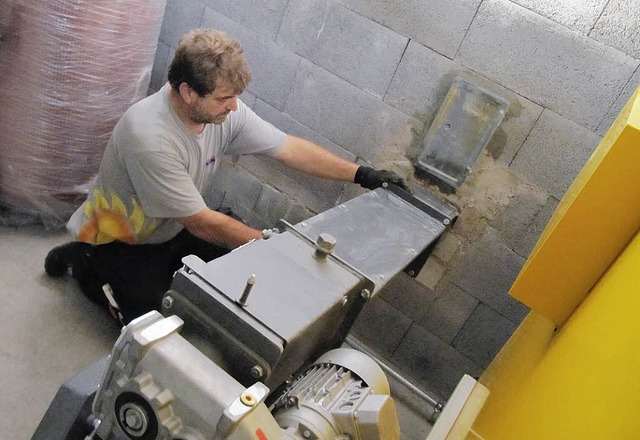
[77,189,156,245]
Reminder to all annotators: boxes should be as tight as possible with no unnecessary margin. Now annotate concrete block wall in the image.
[149,0,640,401]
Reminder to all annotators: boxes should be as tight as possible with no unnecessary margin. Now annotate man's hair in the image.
[168,29,251,96]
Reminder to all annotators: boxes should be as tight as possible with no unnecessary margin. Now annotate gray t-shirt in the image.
[67,84,286,244]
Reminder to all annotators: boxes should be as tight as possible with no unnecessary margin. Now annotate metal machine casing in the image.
[164,231,372,389]
[162,188,451,389]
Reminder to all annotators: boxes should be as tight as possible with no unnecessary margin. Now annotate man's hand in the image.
[354,166,411,192]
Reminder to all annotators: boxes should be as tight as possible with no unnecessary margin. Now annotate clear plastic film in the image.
[0,0,166,227]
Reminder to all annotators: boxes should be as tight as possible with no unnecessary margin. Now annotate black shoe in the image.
[44,242,91,278]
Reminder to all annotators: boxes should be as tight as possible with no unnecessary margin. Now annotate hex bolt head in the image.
[124,409,144,430]
[162,296,174,309]
[315,233,336,258]
[250,365,264,379]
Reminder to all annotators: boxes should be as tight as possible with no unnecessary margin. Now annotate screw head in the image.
[162,296,174,309]
[316,233,336,255]
[124,409,144,430]
[250,365,264,378]
[240,392,256,407]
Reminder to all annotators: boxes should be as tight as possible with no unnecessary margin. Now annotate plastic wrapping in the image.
[0,0,166,226]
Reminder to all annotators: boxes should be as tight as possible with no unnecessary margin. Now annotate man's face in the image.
[187,83,239,125]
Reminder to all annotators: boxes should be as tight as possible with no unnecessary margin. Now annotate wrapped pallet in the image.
[0,0,166,226]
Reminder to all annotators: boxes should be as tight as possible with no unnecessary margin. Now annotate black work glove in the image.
[354,166,411,192]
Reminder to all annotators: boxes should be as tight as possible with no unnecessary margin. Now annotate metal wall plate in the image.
[415,76,509,188]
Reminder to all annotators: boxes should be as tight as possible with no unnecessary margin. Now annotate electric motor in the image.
[272,348,401,440]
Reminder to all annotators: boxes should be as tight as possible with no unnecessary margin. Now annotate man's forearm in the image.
[179,208,261,249]
[273,135,359,182]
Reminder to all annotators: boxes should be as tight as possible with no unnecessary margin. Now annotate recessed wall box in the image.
[415,76,509,188]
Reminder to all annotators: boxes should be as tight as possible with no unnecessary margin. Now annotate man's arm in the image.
[178,207,261,249]
[272,135,410,191]
[272,135,359,181]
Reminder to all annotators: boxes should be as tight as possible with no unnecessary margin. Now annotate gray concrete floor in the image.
[0,224,432,439]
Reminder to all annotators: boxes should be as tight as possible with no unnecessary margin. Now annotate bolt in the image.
[251,365,264,379]
[162,296,174,309]
[360,289,371,300]
[125,410,143,430]
[342,296,349,306]
[240,392,256,407]
[303,429,312,438]
[238,274,257,307]
[315,233,336,258]
[443,218,450,226]
[119,403,147,435]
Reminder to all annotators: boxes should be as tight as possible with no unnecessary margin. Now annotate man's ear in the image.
[178,82,196,105]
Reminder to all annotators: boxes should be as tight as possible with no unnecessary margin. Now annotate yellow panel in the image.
[473,228,640,439]
[509,86,640,325]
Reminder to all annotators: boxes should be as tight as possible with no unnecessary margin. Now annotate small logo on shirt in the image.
[205,156,216,166]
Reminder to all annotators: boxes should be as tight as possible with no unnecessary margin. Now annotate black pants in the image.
[74,229,228,323]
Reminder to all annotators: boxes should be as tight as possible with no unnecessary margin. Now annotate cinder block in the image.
[229,204,267,229]
[377,273,437,321]
[455,0,638,130]
[254,100,355,159]
[511,0,608,33]
[415,257,446,291]
[510,109,601,199]
[285,203,315,225]
[336,179,369,205]
[432,232,462,263]
[490,187,548,255]
[216,164,264,212]
[450,206,490,244]
[205,191,226,212]
[253,98,357,210]
[452,303,518,368]
[590,0,640,59]
[597,68,640,136]
[201,0,288,40]
[391,323,484,400]
[239,91,257,109]
[149,41,171,94]
[254,184,292,226]
[384,41,463,122]
[285,60,422,162]
[239,98,354,212]
[492,191,559,259]
[337,0,482,58]
[159,0,205,48]
[513,196,559,258]
[418,282,479,344]
[449,228,529,323]
[238,155,345,213]
[207,158,234,209]
[350,296,413,358]
[202,8,301,110]
[278,1,407,98]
